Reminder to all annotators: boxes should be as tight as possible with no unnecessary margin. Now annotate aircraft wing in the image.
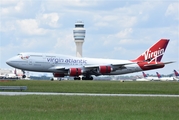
[50,61,172,72]
[112,62,135,67]
[50,62,135,71]
[49,66,65,70]
[82,62,136,76]
[84,62,135,69]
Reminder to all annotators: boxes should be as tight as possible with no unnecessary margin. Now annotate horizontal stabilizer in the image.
[144,61,174,67]
[162,61,175,65]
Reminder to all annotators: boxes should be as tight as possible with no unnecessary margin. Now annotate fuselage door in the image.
[28,59,33,65]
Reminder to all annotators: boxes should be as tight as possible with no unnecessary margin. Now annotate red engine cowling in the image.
[53,73,65,77]
[98,66,112,74]
[69,68,82,76]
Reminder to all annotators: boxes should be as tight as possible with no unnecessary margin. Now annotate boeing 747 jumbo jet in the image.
[6,39,173,80]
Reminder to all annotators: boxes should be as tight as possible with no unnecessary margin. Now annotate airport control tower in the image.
[73,21,85,57]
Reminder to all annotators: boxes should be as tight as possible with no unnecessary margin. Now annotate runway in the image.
[0,92,179,97]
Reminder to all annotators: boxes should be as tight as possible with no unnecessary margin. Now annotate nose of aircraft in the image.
[6,56,19,67]
[6,58,13,66]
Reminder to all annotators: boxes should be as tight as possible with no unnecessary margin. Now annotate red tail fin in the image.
[156,72,162,78]
[142,72,148,78]
[174,70,179,76]
[134,39,169,62]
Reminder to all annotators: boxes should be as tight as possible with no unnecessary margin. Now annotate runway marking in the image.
[0,92,179,97]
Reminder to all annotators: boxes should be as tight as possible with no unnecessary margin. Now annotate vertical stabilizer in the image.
[174,70,179,77]
[142,72,148,78]
[134,39,169,62]
[156,72,162,78]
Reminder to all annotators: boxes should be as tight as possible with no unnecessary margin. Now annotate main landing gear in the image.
[74,76,93,80]
[74,77,81,80]
[82,77,93,80]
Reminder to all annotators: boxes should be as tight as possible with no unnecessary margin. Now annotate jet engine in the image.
[53,73,65,77]
[68,68,82,76]
[98,66,112,74]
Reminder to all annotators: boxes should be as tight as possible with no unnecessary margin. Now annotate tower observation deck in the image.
[73,21,85,57]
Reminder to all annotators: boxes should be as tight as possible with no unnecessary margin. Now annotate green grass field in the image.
[0,80,179,94]
[0,80,179,120]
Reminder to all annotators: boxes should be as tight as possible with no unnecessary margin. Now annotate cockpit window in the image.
[18,53,30,60]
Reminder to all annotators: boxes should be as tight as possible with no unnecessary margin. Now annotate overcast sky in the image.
[0,0,179,76]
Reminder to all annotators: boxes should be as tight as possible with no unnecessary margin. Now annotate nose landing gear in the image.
[21,70,26,78]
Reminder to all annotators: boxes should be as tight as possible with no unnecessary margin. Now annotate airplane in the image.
[156,72,174,81]
[6,39,174,80]
[4,73,19,79]
[0,74,6,79]
[4,69,22,79]
[173,70,179,81]
[136,72,159,81]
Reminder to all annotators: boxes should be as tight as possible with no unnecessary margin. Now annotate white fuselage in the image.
[136,77,160,81]
[157,77,174,81]
[136,76,175,81]
[6,52,143,76]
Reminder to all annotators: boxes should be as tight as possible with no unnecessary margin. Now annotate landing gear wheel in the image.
[74,77,81,80]
[22,75,26,78]
[89,77,93,80]
[82,77,93,80]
